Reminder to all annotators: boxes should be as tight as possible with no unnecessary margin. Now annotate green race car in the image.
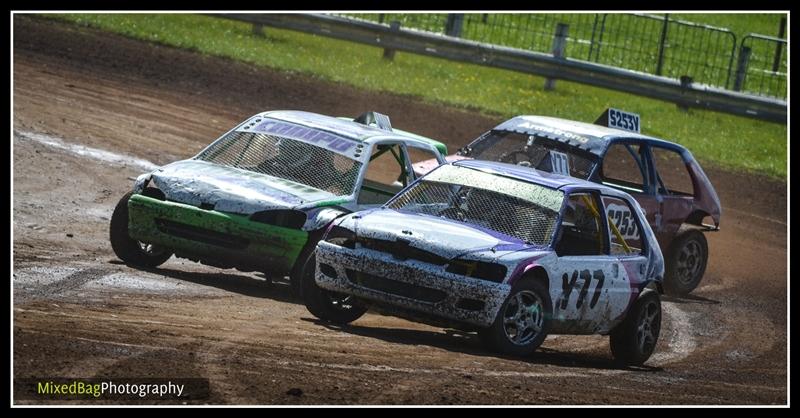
[109,110,446,296]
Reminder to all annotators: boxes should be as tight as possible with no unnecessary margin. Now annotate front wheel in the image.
[479,279,551,357]
[664,230,708,296]
[610,290,661,366]
[109,191,173,267]
[302,255,367,324]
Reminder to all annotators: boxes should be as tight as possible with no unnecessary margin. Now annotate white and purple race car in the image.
[303,159,665,365]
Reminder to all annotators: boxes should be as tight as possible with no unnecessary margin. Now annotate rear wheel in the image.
[479,279,551,357]
[664,230,708,295]
[302,255,367,324]
[610,290,661,366]
[109,191,173,267]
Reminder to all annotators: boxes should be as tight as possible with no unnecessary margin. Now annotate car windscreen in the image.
[196,130,362,196]
[386,165,563,246]
[462,130,597,179]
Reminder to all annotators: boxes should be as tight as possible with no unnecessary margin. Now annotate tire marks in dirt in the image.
[16,267,110,302]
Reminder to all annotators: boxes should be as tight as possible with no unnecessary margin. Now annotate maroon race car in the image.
[414,109,720,295]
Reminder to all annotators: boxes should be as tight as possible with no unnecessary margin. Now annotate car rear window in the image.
[196,131,362,196]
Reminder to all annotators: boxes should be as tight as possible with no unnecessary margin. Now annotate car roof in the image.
[453,159,634,199]
[262,110,443,149]
[493,115,687,156]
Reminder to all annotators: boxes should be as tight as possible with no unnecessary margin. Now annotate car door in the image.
[646,144,698,244]
[551,191,631,334]
[600,193,651,305]
[404,141,447,182]
[356,141,415,209]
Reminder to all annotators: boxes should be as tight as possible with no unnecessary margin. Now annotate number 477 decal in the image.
[561,269,605,310]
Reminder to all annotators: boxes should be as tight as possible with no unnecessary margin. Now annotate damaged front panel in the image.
[316,240,511,327]
[127,194,308,275]
[315,161,665,335]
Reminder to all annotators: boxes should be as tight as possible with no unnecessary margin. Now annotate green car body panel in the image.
[127,194,309,274]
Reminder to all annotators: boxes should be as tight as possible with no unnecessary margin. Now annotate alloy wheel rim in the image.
[676,240,703,284]
[636,301,660,353]
[502,290,544,346]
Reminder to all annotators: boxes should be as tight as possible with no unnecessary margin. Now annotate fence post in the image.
[378,14,385,24]
[252,23,264,37]
[544,23,569,91]
[382,21,401,60]
[445,14,464,37]
[772,16,786,72]
[733,46,751,91]
[588,14,600,61]
[655,14,670,76]
[592,14,608,62]
[677,75,693,111]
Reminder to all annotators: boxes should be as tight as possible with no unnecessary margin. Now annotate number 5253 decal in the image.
[606,203,640,240]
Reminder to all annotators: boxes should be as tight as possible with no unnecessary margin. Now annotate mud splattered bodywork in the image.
[315,161,664,334]
[413,114,719,295]
[114,110,446,279]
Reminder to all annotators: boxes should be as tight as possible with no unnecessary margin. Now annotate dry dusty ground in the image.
[12,17,788,405]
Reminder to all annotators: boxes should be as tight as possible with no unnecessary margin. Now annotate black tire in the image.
[289,228,329,301]
[289,260,306,300]
[302,255,367,324]
[478,279,552,357]
[610,290,661,366]
[289,250,314,300]
[109,191,173,268]
[663,230,708,296]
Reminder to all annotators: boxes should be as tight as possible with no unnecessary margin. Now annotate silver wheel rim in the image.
[502,290,544,346]
[676,240,703,285]
[636,301,660,354]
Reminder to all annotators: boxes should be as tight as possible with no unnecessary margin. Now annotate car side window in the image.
[602,196,645,256]
[600,143,647,193]
[555,192,607,256]
[405,144,440,180]
[358,143,411,205]
[650,146,694,196]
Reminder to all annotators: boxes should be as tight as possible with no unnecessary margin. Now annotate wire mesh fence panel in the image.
[584,14,664,75]
[334,13,780,98]
[461,13,601,60]
[341,13,450,34]
[740,35,787,99]
[657,16,737,89]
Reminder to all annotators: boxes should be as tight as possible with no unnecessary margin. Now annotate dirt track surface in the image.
[12,17,788,405]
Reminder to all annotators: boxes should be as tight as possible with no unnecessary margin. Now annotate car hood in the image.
[342,208,535,260]
[147,160,339,214]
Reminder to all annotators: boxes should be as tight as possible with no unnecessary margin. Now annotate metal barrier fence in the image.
[216,13,786,123]
[341,13,785,100]
[588,15,736,90]
[737,34,788,99]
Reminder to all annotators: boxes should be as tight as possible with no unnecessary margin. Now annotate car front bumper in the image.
[314,240,511,327]
[127,194,308,274]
